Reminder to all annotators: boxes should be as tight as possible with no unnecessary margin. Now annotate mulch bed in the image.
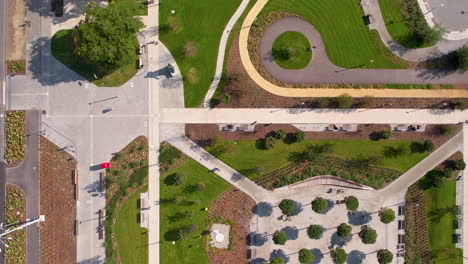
[39,137,77,264]
[405,183,431,264]
[214,34,468,109]
[207,189,256,264]
[186,123,461,149]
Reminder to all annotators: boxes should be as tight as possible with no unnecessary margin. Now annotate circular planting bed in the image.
[272,31,312,69]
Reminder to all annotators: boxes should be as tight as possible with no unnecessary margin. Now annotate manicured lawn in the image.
[212,140,428,179]
[259,0,407,69]
[159,0,242,107]
[424,179,463,263]
[51,29,139,87]
[272,31,312,69]
[116,0,148,15]
[160,159,231,264]
[115,186,148,264]
[378,0,424,48]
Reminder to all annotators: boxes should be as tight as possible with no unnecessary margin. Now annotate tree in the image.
[72,2,144,75]
[273,231,287,245]
[208,136,232,156]
[330,248,348,264]
[379,208,396,224]
[298,248,315,264]
[442,168,453,178]
[335,93,353,108]
[456,45,468,70]
[337,223,352,238]
[271,258,285,264]
[423,140,435,152]
[311,197,328,213]
[345,196,359,211]
[173,173,186,185]
[359,227,377,244]
[383,145,406,158]
[276,129,287,140]
[377,249,393,264]
[445,159,466,170]
[279,199,296,216]
[370,130,391,141]
[294,130,305,142]
[307,225,324,239]
[272,47,290,61]
[264,136,277,149]
[420,25,443,46]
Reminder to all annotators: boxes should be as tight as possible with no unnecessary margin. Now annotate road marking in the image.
[11,93,48,96]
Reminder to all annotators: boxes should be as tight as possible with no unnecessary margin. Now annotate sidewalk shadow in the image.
[77,256,103,264]
[29,37,86,86]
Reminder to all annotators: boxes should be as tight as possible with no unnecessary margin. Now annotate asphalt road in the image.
[6,110,41,264]
[0,0,5,111]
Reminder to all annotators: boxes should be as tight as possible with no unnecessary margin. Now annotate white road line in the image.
[11,93,48,96]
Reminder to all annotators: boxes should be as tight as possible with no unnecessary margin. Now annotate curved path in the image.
[202,0,251,108]
[260,17,468,85]
[237,0,468,98]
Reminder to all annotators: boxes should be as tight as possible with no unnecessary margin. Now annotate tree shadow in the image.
[348,250,366,264]
[293,200,304,216]
[231,172,244,182]
[248,258,267,264]
[348,211,372,226]
[310,248,323,264]
[270,249,290,263]
[281,226,299,240]
[77,256,103,264]
[29,36,87,86]
[253,202,273,217]
[330,232,352,247]
[246,232,268,246]
[322,199,335,214]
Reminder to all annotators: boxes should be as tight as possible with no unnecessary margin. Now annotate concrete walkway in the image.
[259,17,468,85]
[378,130,463,201]
[361,0,468,61]
[202,0,251,108]
[161,108,468,124]
[165,135,271,202]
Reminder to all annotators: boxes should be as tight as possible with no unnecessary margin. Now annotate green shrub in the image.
[276,129,287,140]
[298,248,315,264]
[172,173,186,185]
[335,93,353,108]
[330,248,348,264]
[128,166,148,187]
[279,199,296,216]
[294,130,305,142]
[377,249,393,264]
[379,208,396,224]
[418,170,443,189]
[434,124,454,135]
[273,231,287,245]
[195,182,206,191]
[370,130,391,141]
[423,140,434,152]
[316,97,329,108]
[307,225,324,239]
[159,144,181,165]
[456,45,468,70]
[264,136,277,149]
[359,227,377,244]
[337,223,352,238]
[383,145,406,158]
[345,196,359,211]
[271,258,285,264]
[311,197,328,213]
[442,168,453,178]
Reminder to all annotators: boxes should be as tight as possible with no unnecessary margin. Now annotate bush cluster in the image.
[379,208,396,224]
[410,140,434,153]
[312,197,328,214]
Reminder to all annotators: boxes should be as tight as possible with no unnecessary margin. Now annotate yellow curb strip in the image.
[238,0,468,98]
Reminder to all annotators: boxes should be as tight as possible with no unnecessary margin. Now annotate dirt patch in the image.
[39,137,77,264]
[7,0,27,61]
[187,67,199,84]
[186,123,461,149]
[167,16,182,31]
[214,35,468,108]
[207,189,256,264]
[184,42,198,57]
[5,185,26,264]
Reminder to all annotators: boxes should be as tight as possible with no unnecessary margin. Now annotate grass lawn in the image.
[159,0,242,107]
[115,0,148,15]
[212,140,428,179]
[160,159,231,264]
[424,179,463,263]
[272,31,312,69]
[115,186,148,264]
[258,0,407,69]
[378,0,427,48]
[51,29,139,87]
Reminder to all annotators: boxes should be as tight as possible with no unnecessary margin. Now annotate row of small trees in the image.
[270,248,393,264]
[419,159,466,190]
[264,130,304,150]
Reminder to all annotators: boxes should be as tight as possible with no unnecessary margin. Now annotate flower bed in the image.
[5,185,26,264]
[5,111,26,166]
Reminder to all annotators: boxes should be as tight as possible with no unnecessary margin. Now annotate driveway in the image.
[259,17,468,85]
[6,110,41,264]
